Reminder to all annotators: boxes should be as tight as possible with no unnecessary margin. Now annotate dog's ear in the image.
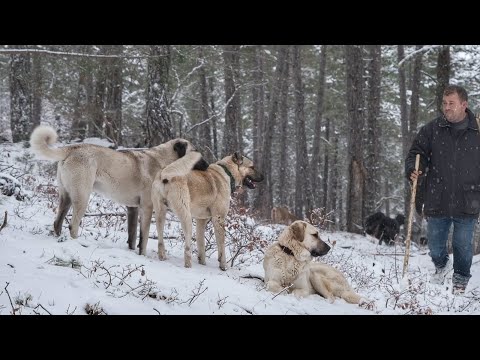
[232,152,243,165]
[193,158,209,171]
[290,221,306,242]
[173,141,187,158]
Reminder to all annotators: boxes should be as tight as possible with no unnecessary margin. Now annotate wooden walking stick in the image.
[403,154,420,278]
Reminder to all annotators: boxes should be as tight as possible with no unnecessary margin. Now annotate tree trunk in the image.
[197,46,213,162]
[251,45,265,170]
[104,45,123,146]
[329,129,339,229]
[208,76,218,159]
[31,53,42,128]
[278,47,291,207]
[72,45,94,140]
[145,45,173,146]
[311,45,328,209]
[222,45,241,155]
[364,45,381,217]
[9,50,32,142]
[255,45,288,217]
[322,117,330,210]
[436,45,450,116]
[92,47,107,138]
[292,45,312,219]
[345,45,366,234]
[405,46,424,222]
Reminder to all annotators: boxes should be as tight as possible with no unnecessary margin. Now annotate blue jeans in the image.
[427,216,475,284]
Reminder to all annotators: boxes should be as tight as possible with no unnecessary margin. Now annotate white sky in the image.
[1,141,479,315]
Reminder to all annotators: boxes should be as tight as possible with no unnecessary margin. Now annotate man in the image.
[406,84,479,295]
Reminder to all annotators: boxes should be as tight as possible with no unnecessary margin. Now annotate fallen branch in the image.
[4,282,17,315]
[272,284,294,299]
[240,274,264,282]
[373,253,414,257]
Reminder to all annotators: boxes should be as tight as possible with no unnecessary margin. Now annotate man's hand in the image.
[410,169,423,182]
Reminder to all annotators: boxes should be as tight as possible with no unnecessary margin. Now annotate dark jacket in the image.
[405,108,480,218]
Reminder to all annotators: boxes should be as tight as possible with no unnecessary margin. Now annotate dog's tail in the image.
[160,151,202,184]
[29,125,67,161]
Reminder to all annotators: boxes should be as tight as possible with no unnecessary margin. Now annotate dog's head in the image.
[171,139,209,171]
[227,152,264,189]
[280,220,330,259]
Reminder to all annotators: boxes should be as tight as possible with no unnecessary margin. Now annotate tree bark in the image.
[311,45,328,209]
[145,45,173,146]
[292,45,312,218]
[436,45,450,115]
[222,45,241,155]
[9,49,32,142]
[364,45,381,216]
[345,45,366,234]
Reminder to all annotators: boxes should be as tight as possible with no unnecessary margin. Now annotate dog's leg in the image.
[338,290,362,304]
[212,215,227,271]
[153,201,168,261]
[127,207,138,250]
[195,218,208,265]
[309,270,335,303]
[138,204,153,256]
[266,281,284,294]
[53,190,71,236]
[176,205,192,268]
[69,193,89,239]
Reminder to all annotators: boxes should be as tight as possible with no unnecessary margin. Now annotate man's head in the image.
[443,84,468,123]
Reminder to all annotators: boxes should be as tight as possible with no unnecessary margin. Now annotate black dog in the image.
[364,212,403,246]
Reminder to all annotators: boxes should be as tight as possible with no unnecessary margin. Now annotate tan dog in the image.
[271,206,298,225]
[29,125,208,254]
[263,220,364,304]
[151,152,264,270]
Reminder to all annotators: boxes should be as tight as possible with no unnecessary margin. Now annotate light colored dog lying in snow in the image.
[263,220,366,304]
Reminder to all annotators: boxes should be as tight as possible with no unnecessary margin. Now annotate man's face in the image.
[442,92,467,123]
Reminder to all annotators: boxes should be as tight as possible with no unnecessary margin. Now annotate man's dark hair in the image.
[444,84,468,102]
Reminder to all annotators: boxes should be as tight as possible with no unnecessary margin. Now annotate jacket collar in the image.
[438,108,477,131]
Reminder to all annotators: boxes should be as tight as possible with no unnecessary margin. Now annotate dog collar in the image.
[279,244,294,257]
[218,164,236,194]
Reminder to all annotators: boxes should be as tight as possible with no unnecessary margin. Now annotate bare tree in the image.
[145,45,173,146]
[364,45,382,216]
[104,45,123,146]
[436,45,450,115]
[72,45,94,140]
[9,48,32,142]
[311,45,328,209]
[222,45,241,155]
[345,45,366,234]
[278,46,291,207]
[197,46,213,162]
[251,45,266,169]
[292,45,312,218]
[31,53,42,128]
[255,45,288,217]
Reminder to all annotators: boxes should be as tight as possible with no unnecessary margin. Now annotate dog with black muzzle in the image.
[263,220,365,304]
[152,152,264,270]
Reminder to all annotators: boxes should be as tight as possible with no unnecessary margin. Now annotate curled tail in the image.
[29,125,67,161]
[161,151,202,183]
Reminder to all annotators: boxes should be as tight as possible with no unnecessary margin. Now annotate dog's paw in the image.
[358,298,375,310]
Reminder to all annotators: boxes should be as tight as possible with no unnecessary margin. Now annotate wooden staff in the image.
[403,154,420,277]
